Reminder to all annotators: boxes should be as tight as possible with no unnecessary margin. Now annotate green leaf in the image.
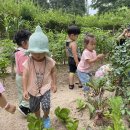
[126,110,130,116]
[66,120,79,130]
[85,102,95,119]
[60,108,70,120]
[28,123,36,130]
[54,106,61,117]
[76,99,86,111]
[27,113,37,122]
[55,106,70,122]
[121,109,126,115]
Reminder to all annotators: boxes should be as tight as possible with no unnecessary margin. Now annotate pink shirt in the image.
[15,48,28,75]
[0,82,5,93]
[77,49,97,73]
[23,56,55,96]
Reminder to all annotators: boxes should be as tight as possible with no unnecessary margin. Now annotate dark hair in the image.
[84,33,95,44]
[13,29,31,46]
[67,25,80,35]
[127,28,130,32]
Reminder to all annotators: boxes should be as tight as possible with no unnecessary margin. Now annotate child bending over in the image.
[77,34,104,91]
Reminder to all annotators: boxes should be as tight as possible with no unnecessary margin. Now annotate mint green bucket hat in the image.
[26,25,49,54]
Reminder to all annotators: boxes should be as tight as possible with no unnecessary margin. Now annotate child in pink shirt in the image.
[77,34,104,91]
[13,29,31,116]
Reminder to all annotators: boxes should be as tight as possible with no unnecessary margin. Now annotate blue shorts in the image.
[77,70,91,91]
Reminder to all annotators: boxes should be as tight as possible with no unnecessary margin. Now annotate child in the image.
[65,25,82,89]
[0,82,16,113]
[13,29,31,116]
[95,64,112,78]
[77,34,104,91]
[22,26,57,128]
[117,26,130,46]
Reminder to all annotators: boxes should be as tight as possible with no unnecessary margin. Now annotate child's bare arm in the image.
[71,42,79,66]
[65,46,69,57]
[51,66,57,93]
[117,29,127,40]
[22,67,29,100]
[87,54,104,64]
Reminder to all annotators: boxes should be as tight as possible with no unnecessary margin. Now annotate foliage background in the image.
[0,0,130,63]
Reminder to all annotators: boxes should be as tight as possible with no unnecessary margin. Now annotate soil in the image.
[0,65,129,130]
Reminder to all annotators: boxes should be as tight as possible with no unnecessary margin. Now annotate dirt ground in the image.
[0,65,129,130]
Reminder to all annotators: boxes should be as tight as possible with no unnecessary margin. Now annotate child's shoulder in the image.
[46,56,55,63]
[70,41,77,48]
[46,56,56,68]
[71,41,77,44]
[83,49,96,54]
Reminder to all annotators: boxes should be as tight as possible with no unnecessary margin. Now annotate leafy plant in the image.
[105,96,126,130]
[0,39,15,83]
[66,119,79,130]
[55,106,79,130]
[111,39,130,126]
[27,113,43,130]
[55,106,70,123]
[76,98,86,111]
[82,75,117,126]
[76,98,95,118]
[27,113,55,130]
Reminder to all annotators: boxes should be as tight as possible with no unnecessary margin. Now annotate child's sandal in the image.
[78,85,83,88]
[4,103,16,114]
[69,85,74,89]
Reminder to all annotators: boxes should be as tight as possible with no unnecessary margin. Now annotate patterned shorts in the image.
[29,90,50,112]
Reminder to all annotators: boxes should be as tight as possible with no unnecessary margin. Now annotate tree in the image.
[91,0,130,14]
[33,0,50,10]
[33,0,86,15]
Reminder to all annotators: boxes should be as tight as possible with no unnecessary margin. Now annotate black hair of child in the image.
[127,25,130,32]
[67,25,80,35]
[13,29,31,46]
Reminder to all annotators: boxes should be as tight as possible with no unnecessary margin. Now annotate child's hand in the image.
[23,91,30,101]
[51,86,57,93]
[76,62,79,67]
[123,29,128,35]
[97,54,104,60]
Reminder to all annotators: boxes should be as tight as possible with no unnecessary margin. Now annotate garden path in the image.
[0,65,117,130]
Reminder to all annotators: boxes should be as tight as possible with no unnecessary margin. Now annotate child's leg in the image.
[16,74,30,108]
[29,94,41,118]
[0,93,7,108]
[77,70,90,91]
[34,110,41,118]
[75,74,83,88]
[78,79,83,88]
[69,72,75,87]
[41,90,51,128]
[43,110,49,118]
[69,65,77,89]
[68,57,77,89]
[0,93,16,114]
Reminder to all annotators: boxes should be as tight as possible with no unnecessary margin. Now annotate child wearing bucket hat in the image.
[22,26,57,128]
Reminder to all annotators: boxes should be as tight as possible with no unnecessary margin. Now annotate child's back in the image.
[13,29,31,116]
[65,25,82,89]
